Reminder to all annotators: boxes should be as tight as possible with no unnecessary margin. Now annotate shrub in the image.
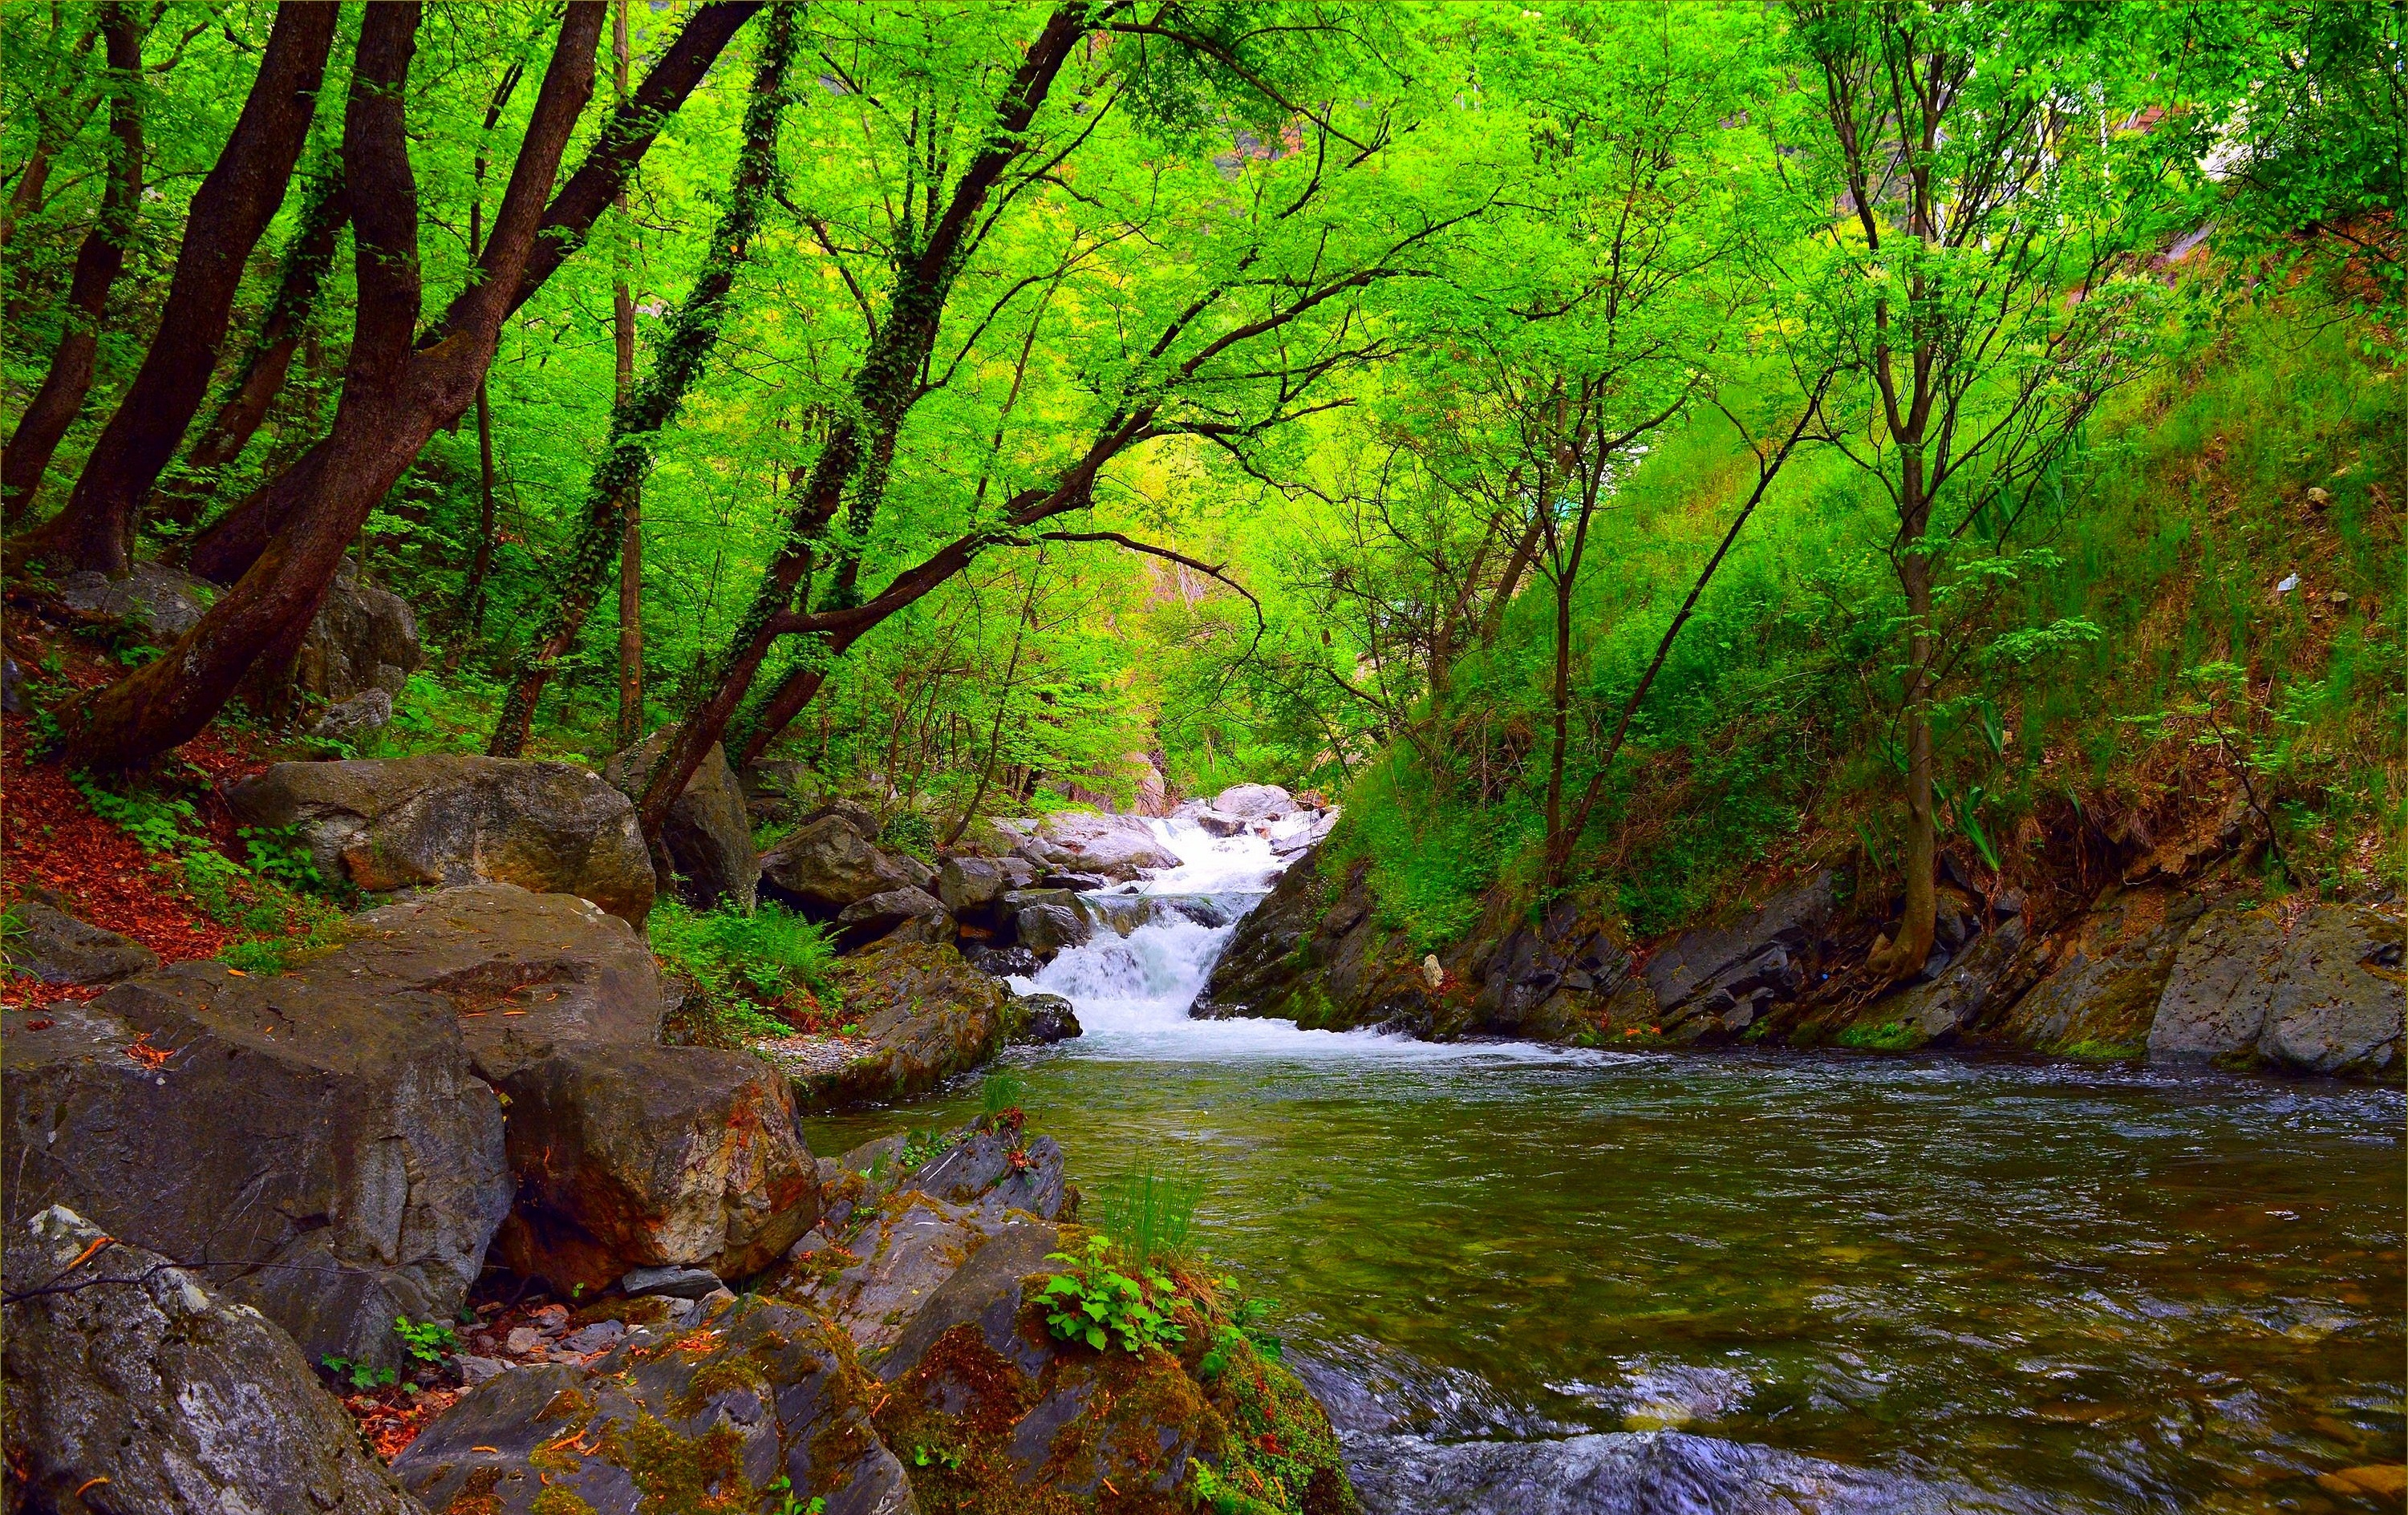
[649,898,842,1046]
[1039,1234,1186,1354]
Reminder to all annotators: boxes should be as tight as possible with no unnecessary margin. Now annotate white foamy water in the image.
[1020,815,1587,1066]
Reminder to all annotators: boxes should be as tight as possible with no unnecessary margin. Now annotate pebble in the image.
[561,1320,626,1354]
[456,1355,507,1385]
[504,1326,543,1356]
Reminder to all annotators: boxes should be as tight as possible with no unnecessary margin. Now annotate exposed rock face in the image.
[4,901,156,984]
[602,730,760,910]
[4,1205,426,1515]
[1011,811,1180,882]
[786,940,1010,1109]
[1471,898,1634,1043]
[292,571,423,703]
[494,1044,818,1294]
[1990,886,2206,1057]
[1011,990,1083,1044]
[1010,889,1091,960]
[836,885,953,950]
[938,853,1036,919]
[1642,871,1838,1039]
[389,1302,911,1515]
[343,884,664,1081]
[228,755,658,924]
[898,1130,1069,1222]
[2148,903,2404,1080]
[971,944,1045,978]
[760,813,934,916]
[57,561,213,637]
[2,960,511,1370]
[1822,917,2041,1051]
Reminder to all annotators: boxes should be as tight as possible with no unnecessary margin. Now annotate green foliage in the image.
[1040,1234,1186,1355]
[1199,1290,1283,1380]
[647,899,841,1044]
[320,1355,397,1392]
[1835,1022,1922,1053]
[393,1314,457,1364]
[978,1069,1026,1120]
[237,824,322,891]
[1098,1168,1207,1268]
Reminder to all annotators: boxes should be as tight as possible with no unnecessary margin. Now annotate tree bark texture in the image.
[613,0,644,748]
[20,2,338,576]
[2,4,146,523]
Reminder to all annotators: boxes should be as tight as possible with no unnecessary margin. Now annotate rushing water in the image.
[806,818,2407,1513]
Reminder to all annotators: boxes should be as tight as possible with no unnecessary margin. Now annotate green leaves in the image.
[1040,1233,1188,1355]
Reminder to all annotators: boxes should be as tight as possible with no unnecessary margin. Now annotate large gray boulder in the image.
[2,958,511,1371]
[1011,810,1180,882]
[772,939,1010,1109]
[759,813,934,916]
[292,571,422,703]
[3,901,156,985]
[57,561,214,638]
[4,1205,426,1515]
[1644,871,1838,1025]
[390,1300,910,1515]
[601,730,760,910]
[1213,782,1295,820]
[228,755,657,924]
[493,1044,818,1296]
[1993,886,2206,1057]
[835,884,953,950]
[937,853,1036,919]
[343,884,665,1081]
[2148,902,2404,1080]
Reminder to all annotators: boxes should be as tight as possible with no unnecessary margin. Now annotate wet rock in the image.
[1846,916,2038,1050]
[835,884,953,951]
[791,1190,1019,1354]
[1993,887,2206,1058]
[601,731,760,910]
[1194,808,1251,837]
[785,939,1010,1109]
[1040,869,1112,892]
[1644,872,1838,1031]
[343,884,665,1082]
[228,755,657,924]
[58,561,213,638]
[760,813,934,917]
[291,572,423,703]
[1013,810,1180,882]
[493,1044,818,1295]
[2,962,510,1371]
[1474,897,1634,1042]
[2148,902,2404,1080]
[1011,890,1092,959]
[1011,990,1083,1044]
[308,686,393,744]
[3,900,157,985]
[1342,1427,1969,1515]
[4,1205,425,1515]
[389,1299,911,1515]
[619,1262,724,1299]
[971,943,1045,978]
[938,853,1035,919]
[898,1130,1068,1222]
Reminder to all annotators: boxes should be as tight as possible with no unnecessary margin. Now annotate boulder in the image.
[1643,871,1838,1025]
[898,1129,1068,1221]
[1193,808,1250,837]
[620,1262,724,1299]
[1830,917,2037,1051]
[4,1205,425,1515]
[971,944,1046,978]
[3,900,156,984]
[2,960,510,1371]
[389,1299,910,1515]
[342,883,665,1081]
[1008,889,1092,959]
[782,940,1010,1109]
[292,571,422,703]
[1013,810,1180,882]
[227,755,657,924]
[1011,990,1083,1044]
[57,561,213,638]
[760,813,934,916]
[835,885,953,950]
[1214,783,1295,820]
[1992,886,2206,1058]
[602,730,760,910]
[308,686,393,744]
[1470,897,1633,1042]
[493,1044,818,1295]
[937,853,1034,918]
[2148,902,2404,1080]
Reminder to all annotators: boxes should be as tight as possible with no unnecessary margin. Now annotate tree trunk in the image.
[170,1,764,589]
[2,3,145,525]
[60,1,606,770]
[21,2,338,576]
[1540,558,1577,885]
[485,2,798,760]
[151,167,349,532]
[463,379,498,631]
[1869,533,1938,978]
[612,0,643,748]
[0,18,105,253]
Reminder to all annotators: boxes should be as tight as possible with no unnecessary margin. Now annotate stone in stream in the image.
[773,938,1011,1109]
[1011,990,1083,1044]
[1991,885,2207,1059]
[1008,888,1091,959]
[4,1205,426,1515]
[1010,810,1180,882]
[2147,901,2404,1080]
[1213,782,1297,820]
[601,729,760,910]
[970,942,1045,978]
[2,900,157,984]
[228,755,657,923]
[493,1043,819,1295]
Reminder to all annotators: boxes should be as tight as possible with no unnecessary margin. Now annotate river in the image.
[805,817,2406,1513]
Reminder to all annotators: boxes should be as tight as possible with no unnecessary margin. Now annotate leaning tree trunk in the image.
[485,1,799,760]
[613,0,644,747]
[152,167,349,533]
[2,3,144,525]
[21,2,338,577]
[174,1,764,590]
[60,1,607,769]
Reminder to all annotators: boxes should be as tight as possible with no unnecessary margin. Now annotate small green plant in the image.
[648,898,842,1045]
[979,1068,1027,1120]
[1040,1233,1186,1354]
[878,811,937,861]
[239,823,324,890]
[1098,1167,1207,1266]
[760,1477,825,1515]
[1200,1288,1285,1380]
[1834,1020,1921,1052]
[320,1354,397,1391]
[898,1126,953,1169]
[393,1314,457,1363]
[908,1442,963,1471]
